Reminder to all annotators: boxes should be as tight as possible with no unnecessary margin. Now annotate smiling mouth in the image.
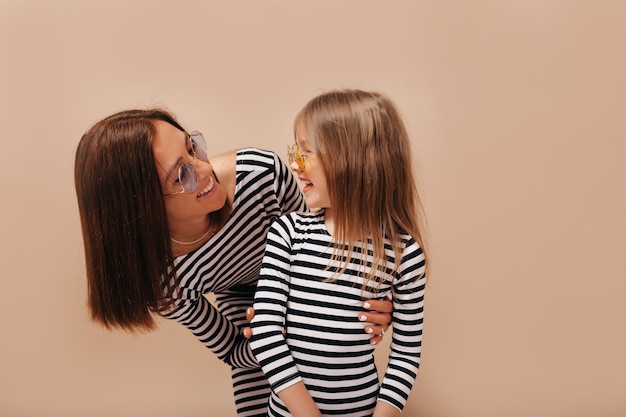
[197,176,214,198]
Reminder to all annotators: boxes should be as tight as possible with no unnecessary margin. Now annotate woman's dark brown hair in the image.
[75,109,186,332]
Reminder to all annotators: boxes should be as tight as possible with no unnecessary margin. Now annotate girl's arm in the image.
[372,400,402,417]
[377,241,427,412]
[250,216,312,413]
[276,381,323,417]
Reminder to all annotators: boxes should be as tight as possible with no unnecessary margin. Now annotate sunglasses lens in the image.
[180,163,198,193]
[190,132,208,161]
[294,146,304,170]
[287,144,306,170]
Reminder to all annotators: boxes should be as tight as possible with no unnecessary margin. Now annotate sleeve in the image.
[249,216,303,392]
[162,288,257,368]
[377,241,427,411]
[272,152,307,215]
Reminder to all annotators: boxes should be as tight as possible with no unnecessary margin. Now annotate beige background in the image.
[1,1,624,416]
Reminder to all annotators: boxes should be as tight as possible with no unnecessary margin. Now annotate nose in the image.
[194,157,212,181]
[289,159,302,172]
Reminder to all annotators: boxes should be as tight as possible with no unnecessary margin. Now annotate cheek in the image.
[163,196,186,212]
[312,170,328,188]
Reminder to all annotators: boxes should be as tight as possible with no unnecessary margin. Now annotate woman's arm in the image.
[243,298,393,342]
[162,293,257,368]
[209,150,237,204]
[360,298,393,344]
[267,151,394,342]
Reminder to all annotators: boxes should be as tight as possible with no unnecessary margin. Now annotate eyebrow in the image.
[297,140,313,152]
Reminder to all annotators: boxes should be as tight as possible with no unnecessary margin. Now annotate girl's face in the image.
[289,137,331,210]
[151,120,227,222]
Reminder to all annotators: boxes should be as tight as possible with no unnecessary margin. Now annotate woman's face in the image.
[151,120,227,222]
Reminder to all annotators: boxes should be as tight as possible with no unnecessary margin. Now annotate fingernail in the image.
[363,302,371,309]
[367,327,373,333]
[246,307,252,315]
[359,314,367,321]
[370,340,377,345]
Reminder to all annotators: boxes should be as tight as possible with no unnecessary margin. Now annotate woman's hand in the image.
[360,297,393,344]
[242,307,255,339]
[242,307,286,339]
[243,298,393,344]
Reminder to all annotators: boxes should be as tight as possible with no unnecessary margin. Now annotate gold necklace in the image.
[170,227,215,245]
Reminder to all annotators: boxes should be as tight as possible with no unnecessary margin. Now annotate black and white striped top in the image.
[250,211,426,416]
[162,148,306,368]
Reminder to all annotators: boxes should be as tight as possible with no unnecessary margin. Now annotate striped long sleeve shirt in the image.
[250,211,426,416]
[161,148,306,368]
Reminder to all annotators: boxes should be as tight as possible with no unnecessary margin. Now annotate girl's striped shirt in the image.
[250,210,426,416]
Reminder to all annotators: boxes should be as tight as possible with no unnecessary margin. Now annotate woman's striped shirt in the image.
[250,211,426,416]
[161,148,305,367]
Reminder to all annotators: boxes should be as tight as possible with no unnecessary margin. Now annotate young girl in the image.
[250,89,428,417]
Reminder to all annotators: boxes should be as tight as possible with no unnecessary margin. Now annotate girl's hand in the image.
[360,297,393,344]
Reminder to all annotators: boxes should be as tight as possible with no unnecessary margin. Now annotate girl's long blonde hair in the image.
[294,89,428,289]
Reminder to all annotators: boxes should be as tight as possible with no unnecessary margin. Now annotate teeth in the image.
[197,177,214,198]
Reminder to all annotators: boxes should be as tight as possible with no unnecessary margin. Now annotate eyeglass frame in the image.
[287,143,314,171]
[162,131,208,197]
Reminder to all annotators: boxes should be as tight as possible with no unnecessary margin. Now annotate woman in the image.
[74,108,392,417]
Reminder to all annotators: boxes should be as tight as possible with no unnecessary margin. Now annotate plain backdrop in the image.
[1,1,624,416]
